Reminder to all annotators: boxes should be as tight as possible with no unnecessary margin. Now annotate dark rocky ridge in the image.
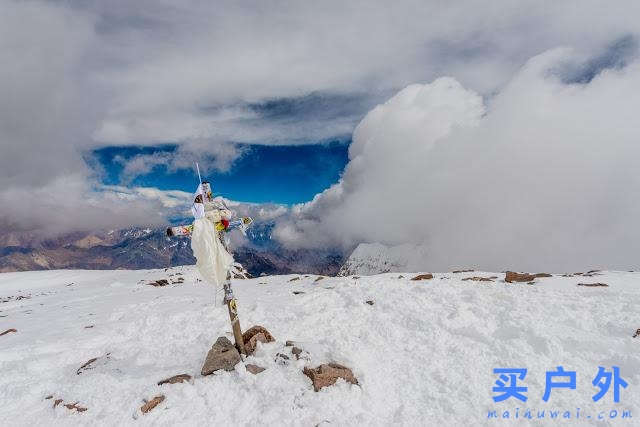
[0,226,344,276]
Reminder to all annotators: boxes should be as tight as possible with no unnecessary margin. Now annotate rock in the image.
[461,277,493,282]
[398,275,404,279]
[148,279,169,287]
[0,328,17,336]
[293,291,305,295]
[303,363,358,392]
[365,300,374,305]
[53,399,63,408]
[577,283,609,287]
[141,395,165,414]
[452,269,474,273]
[632,328,640,338]
[314,276,325,282]
[76,353,111,375]
[285,340,295,347]
[533,273,553,278]
[84,325,94,329]
[64,402,87,412]
[289,277,300,282]
[291,346,303,356]
[411,274,433,281]
[157,373,192,386]
[44,395,53,400]
[242,325,275,355]
[505,271,536,283]
[245,364,265,375]
[201,337,241,375]
[76,358,97,375]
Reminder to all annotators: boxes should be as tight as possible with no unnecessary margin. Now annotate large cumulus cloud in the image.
[274,48,640,272]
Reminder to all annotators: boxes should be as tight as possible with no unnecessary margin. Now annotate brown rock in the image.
[285,340,295,347]
[53,399,63,408]
[303,363,358,392]
[141,395,165,414]
[0,328,17,336]
[242,326,275,355]
[314,276,325,282]
[505,271,536,283]
[365,300,374,305]
[461,277,494,282]
[577,283,609,287]
[157,373,192,386]
[245,364,265,375]
[76,358,98,375]
[64,402,87,412]
[411,274,434,281]
[289,277,300,282]
[633,329,640,338]
[201,337,241,375]
[291,346,303,356]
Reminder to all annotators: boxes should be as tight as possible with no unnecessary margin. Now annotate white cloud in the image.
[274,48,640,272]
[2,0,640,237]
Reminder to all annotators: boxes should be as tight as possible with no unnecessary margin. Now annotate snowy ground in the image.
[0,267,638,426]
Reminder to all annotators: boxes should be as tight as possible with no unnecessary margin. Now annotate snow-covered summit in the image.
[1,267,637,424]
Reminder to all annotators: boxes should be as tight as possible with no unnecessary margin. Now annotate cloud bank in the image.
[2,0,640,240]
[274,48,640,272]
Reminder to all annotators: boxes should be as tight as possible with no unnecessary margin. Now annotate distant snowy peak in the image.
[338,242,428,276]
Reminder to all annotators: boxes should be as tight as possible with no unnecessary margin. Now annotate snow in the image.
[1,268,638,425]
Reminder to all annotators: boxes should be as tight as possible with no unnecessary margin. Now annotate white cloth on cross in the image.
[191,217,234,286]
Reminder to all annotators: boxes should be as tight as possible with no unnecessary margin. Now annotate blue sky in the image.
[92,141,349,204]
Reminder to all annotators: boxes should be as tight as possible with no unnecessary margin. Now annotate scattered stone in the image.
[505,271,536,283]
[314,276,325,282]
[77,358,97,375]
[245,364,265,375]
[285,340,295,347]
[0,328,17,336]
[365,300,374,305]
[53,399,63,408]
[411,274,433,281]
[141,395,165,414]
[291,347,303,356]
[289,277,300,282]
[398,275,404,279]
[242,325,275,355]
[461,277,494,282]
[632,329,640,338]
[527,281,535,285]
[170,277,185,284]
[201,337,241,375]
[303,363,359,392]
[533,273,553,278]
[157,373,191,386]
[587,270,601,274]
[148,279,169,287]
[84,325,94,329]
[64,402,87,412]
[293,291,305,295]
[453,269,474,273]
[352,276,360,279]
[577,283,609,287]
[45,395,53,400]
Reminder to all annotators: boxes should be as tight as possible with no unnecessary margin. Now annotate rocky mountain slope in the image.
[0,225,344,277]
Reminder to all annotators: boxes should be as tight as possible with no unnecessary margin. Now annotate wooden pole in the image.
[224,281,246,355]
